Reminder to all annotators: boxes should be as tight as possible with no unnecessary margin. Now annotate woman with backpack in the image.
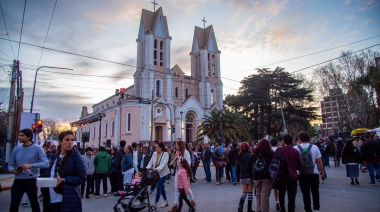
[252,138,274,212]
[342,139,361,185]
[236,142,254,212]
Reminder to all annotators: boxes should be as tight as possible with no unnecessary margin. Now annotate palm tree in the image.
[197,109,251,143]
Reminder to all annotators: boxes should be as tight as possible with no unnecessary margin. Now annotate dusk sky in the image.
[0,0,379,124]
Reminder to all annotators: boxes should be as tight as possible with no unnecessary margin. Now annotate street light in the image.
[30,66,73,113]
[180,110,183,140]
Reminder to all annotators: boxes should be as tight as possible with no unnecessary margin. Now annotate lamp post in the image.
[180,110,183,140]
[30,66,73,113]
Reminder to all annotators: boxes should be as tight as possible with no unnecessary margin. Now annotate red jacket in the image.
[177,168,190,194]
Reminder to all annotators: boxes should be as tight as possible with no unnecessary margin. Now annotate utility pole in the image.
[279,98,287,134]
[5,60,18,162]
[150,89,154,144]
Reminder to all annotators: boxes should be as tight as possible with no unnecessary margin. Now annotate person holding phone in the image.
[8,128,49,212]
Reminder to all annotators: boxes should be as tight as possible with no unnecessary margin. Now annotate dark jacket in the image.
[115,148,125,172]
[360,140,380,162]
[274,146,302,181]
[43,150,87,212]
[342,147,361,164]
[213,149,223,161]
[236,152,253,179]
[229,148,238,166]
[252,153,272,180]
[203,147,212,162]
[137,153,151,170]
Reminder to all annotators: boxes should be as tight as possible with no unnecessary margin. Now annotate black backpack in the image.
[269,147,288,184]
[253,154,267,174]
[297,144,315,175]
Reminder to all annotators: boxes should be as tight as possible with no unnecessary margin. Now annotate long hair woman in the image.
[236,142,254,212]
[146,142,170,208]
[168,140,196,212]
[342,139,361,185]
[252,138,274,212]
[44,130,86,212]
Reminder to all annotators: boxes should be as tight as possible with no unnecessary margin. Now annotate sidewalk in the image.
[0,174,14,191]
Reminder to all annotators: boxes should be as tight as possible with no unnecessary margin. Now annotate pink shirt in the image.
[177,167,190,194]
[131,177,141,188]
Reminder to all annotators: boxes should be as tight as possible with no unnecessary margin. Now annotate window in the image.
[175,87,178,97]
[154,39,158,65]
[111,120,115,136]
[211,89,215,104]
[160,41,164,66]
[156,80,160,97]
[126,113,132,132]
[185,89,188,98]
[212,54,215,77]
[93,126,96,139]
[104,122,108,138]
[208,53,211,76]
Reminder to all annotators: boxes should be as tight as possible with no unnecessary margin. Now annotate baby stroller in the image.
[113,168,159,212]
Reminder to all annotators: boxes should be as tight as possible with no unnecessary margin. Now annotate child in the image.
[131,172,142,188]
[177,158,195,212]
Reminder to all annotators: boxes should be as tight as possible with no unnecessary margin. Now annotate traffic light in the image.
[171,125,175,134]
[32,124,37,134]
[36,120,43,133]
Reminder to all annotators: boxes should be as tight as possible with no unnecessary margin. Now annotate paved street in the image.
[1,165,380,212]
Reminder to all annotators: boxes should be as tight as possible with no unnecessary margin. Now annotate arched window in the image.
[111,120,115,136]
[104,122,108,138]
[208,53,211,76]
[212,54,215,77]
[175,87,178,98]
[156,80,160,97]
[126,113,132,133]
[211,89,215,104]
[93,126,96,139]
[154,39,158,65]
[160,41,164,66]
[185,89,188,98]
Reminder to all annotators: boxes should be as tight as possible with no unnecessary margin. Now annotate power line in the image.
[37,0,58,66]
[230,34,380,75]
[0,2,15,59]
[17,0,27,60]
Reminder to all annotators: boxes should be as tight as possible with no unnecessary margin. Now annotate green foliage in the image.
[197,109,251,143]
[225,67,318,139]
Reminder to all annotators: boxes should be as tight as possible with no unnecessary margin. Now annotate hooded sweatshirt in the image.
[94,151,110,173]
[82,154,95,175]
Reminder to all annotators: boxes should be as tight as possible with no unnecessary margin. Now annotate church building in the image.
[71,7,223,147]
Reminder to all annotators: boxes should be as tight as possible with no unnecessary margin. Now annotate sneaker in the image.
[314,210,319,212]
[149,189,155,194]
[21,202,29,207]
[233,182,237,185]
[276,202,280,211]
[85,196,90,199]
[193,178,198,180]
[204,180,209,184]
[322,180,325,184]
[369,182,376,186]
[165,180,170,184]
[95,195,100,198]
[216,182,220,185]
[103,194,108,197]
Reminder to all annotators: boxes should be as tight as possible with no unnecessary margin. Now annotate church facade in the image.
[71,7,223,147]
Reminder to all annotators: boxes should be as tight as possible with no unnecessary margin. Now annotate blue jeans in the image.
[231,165,237,182]
[366,161,380,184]
[155,175,167,203]
[204,160,211,182]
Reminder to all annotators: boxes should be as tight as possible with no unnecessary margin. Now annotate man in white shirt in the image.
[294,131,324,212]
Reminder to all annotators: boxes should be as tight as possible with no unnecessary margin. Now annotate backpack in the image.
[121,154,133,172]
[269,148,287,183]
[253,154,267,174]
[297,144,315,175]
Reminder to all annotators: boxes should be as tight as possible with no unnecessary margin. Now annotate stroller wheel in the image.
[148,205,156,212]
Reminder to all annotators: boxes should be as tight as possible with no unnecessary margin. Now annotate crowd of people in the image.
[6,127,380,212]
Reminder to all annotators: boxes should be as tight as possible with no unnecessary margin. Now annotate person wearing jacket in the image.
[81,147,95,199]
[115,140,126,194]
[252,139,274,212]
[109,147,118,194]
[146,142,170,208]
[236,142,254,212]
[213,144,225,185]
[43,130,87,212]
[342,139,361,185]
[94,146,110,197]
[202,142,212,183]
[229,143,239,185]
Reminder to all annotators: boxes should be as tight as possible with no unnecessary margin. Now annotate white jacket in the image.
[146,151,170,178]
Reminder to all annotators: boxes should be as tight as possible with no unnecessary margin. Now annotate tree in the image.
[0,103,7,147]
[197,109,251,143]
[41,118,61,140]
[225,67,318,139]
[313,50,380,130]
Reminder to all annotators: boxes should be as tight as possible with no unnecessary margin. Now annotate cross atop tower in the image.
[151,0,158,12]
[201,17,207,29]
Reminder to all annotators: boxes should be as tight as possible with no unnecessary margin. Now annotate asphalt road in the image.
[0,165,379,212]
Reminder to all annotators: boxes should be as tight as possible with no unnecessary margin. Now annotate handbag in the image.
[214,160,227,168]
[169,156,178,169]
